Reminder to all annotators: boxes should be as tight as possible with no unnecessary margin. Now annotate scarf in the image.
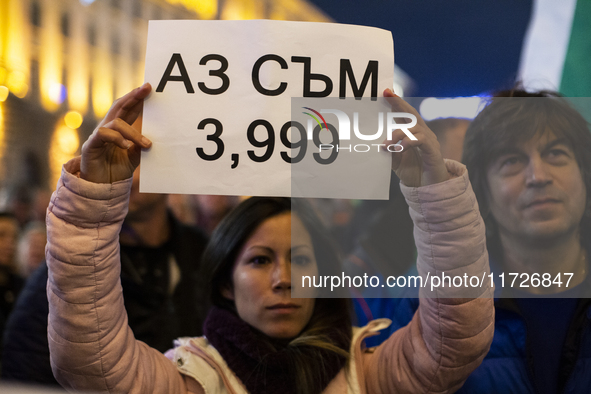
[203,306,347,394]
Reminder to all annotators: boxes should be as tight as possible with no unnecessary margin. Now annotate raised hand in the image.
[384,88,449,187]
[80,83,153,184]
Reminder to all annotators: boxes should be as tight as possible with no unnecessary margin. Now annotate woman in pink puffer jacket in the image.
[46,84,493,394]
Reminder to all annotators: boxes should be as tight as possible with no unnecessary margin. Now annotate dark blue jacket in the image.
[355,268,591,394]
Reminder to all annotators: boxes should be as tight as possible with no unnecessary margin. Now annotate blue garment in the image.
[514,293,579,394]
[356,265,591,394]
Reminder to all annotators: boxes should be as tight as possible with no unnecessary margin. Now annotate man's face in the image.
[486,131,586,244]
[128,166,167,220]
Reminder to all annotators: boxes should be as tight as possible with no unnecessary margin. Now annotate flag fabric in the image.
[519,0,591,97]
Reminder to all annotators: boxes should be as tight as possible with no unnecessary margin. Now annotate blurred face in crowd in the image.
[486,131,586,244]
[222,212,317,339]
[125,117,167,221]
[23,228,47,274]
[0,216,19,268]
[192,194,240,234]
[127,166,167,221]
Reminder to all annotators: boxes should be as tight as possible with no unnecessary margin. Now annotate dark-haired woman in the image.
[46,84,493,393]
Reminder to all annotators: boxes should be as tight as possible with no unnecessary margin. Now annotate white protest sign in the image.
[141,20,394,198]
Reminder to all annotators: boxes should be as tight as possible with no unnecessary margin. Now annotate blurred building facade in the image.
[0,0,331,190]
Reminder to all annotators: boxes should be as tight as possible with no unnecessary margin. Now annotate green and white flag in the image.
[519,0,591,97]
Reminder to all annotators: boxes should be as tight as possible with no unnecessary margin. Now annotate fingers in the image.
[85,118,152,152]
[386,127,439,156]
[382,89,438,152]
[383,88,420,117]
[117,83,152,125]
[382,88,449,186]
[126,142,143,169]
[100,83,152,128]
[383,88,411,113]
[89,83,153,152]
[383,88,397,99]
[383,88,429,128]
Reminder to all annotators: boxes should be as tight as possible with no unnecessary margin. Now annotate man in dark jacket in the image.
[359,90,591,394]
[1,169,209,385]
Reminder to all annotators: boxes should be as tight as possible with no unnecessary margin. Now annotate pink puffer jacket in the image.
[46,158,493,394]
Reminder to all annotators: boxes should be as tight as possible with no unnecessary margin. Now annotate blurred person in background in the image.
[0,185,52,232]
[1,166,210,385]
[168,194,241,236]
[0,212,23,374]
[16,221,47,278]
[306,198,355,255]
[193,194,241,235]
[0,186,33,230]
[427,117,470,162]
[31,189,52,224]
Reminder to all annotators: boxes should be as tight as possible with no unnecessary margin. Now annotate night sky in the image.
[309,0,533,97]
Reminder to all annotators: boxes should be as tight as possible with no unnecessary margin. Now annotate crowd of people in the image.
[0,81,589,394]
[0,185,49,361]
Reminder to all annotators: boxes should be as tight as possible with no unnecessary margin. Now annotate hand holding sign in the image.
[141,20,395,199]
[80,84,153,184]
[384,88,449,187]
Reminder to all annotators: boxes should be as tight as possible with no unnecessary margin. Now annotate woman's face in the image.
[222,212,317,339]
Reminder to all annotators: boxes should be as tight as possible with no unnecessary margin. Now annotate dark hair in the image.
[0,212,17,221]
[462,87,591,252]
[201,197,352,394]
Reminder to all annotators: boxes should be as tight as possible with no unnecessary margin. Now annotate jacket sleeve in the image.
[364,160,494,394]
[46,158,189,394]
